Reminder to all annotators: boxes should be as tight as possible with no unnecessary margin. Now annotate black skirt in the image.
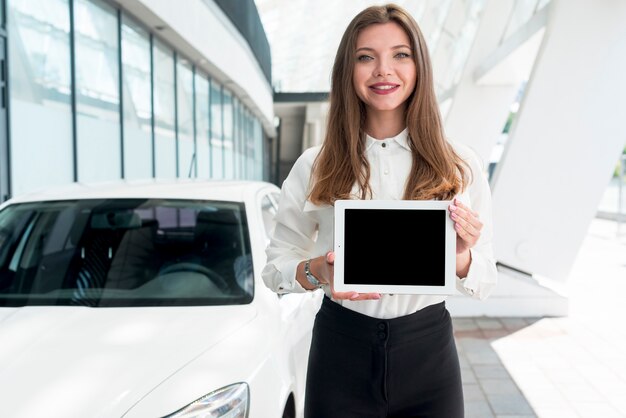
[304,296,463,418]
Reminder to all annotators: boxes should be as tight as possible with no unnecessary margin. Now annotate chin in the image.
[366,102,405,112]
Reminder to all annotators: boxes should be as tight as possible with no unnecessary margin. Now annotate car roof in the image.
[3,178,280,205]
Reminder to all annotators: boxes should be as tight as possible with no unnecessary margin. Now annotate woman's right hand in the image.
[316,251,381,301]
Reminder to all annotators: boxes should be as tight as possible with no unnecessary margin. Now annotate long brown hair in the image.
[308,3,470,205]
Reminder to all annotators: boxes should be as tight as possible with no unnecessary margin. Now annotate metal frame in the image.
[69,0,78,182]
[150,33,156,178]
[173,51,179,178]
[220,84,225,179]
[208,76,213,178]
[191,65,197,178]
[1,0,11,201]
[117,8,124,179]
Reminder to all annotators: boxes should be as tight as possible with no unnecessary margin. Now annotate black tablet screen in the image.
[343,208,447,286]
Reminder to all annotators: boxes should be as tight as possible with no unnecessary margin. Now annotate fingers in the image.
[351,292,381,301]
[331,291,381,301]
[452,211,479,237]
[453,198,477,215]
[454,222,477,246]
[449,199,483,234]
[326,250,378,300]
[450,200,482,228]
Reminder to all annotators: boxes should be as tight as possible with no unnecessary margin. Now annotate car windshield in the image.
[0,199,253,307]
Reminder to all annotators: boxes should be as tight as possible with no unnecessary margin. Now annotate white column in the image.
[443,0,519,167]
[447,0,626,317]
[303,102,329,149]
[491,0,626,283]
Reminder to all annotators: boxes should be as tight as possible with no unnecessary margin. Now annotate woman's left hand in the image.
[449,198,483,254]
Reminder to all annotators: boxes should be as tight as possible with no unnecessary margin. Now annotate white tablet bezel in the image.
[333,199,457,295]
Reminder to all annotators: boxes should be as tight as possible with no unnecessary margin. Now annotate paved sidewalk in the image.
[452,218,626,418]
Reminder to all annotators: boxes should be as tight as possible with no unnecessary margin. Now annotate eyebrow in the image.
[355,45,412,52]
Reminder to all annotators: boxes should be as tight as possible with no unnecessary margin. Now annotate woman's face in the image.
[353,21,417,116]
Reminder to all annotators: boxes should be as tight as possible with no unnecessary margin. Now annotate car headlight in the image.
[165,383,249,418]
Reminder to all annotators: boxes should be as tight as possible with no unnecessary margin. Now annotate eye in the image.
[395,52,411,59]
[357,55,373,62]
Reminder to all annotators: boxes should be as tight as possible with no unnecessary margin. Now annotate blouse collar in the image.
[365,127,411,151]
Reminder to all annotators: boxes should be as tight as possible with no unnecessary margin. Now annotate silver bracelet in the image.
[304,259,323,289]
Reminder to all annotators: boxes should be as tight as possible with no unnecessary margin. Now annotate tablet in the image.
[333,199,456,295]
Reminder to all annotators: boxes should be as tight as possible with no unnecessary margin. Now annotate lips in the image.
[369,83,400,95]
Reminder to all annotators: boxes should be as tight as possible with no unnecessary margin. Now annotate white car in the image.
[0,179,322,418]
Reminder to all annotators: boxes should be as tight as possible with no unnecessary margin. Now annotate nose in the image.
[374,57,393,77]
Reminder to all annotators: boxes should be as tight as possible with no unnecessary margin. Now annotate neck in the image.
[364,107,406,139]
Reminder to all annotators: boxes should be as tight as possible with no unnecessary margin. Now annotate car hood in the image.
[0,305,257,418]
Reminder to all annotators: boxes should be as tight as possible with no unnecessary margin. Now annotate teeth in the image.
[372,85,397,90]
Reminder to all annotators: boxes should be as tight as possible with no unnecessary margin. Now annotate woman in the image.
[262,3,497,417]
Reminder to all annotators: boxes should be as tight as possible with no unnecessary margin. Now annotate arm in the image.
[449,151,498,300]
[295,252,381,300]
[262,151,318,294]
[261,149,380,300]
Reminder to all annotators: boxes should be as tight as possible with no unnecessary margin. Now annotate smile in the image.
[369,84,400,95]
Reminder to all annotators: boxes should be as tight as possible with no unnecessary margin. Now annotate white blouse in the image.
[262,128,498,319]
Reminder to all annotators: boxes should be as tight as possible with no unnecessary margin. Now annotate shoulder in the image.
[296,145,322,169]
[447,139,485,173]
[284,145,322,187]
[291,145,321,176]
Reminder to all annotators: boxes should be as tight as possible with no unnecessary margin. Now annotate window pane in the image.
[233,97,241,179]
[75,0,121,183]
[8,0,73,195]
[195,73,211,178]
[210,80,223,179]
[153,39,176,178]
[176,59,194,178]
[254,118,263,180]
[241,104,247,179]
[246,111,255,180]
[238,101,246,179]
[121,16,152,180]
[223,89,234,179]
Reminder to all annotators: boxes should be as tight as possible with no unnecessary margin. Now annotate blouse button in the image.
[381,142,387,148]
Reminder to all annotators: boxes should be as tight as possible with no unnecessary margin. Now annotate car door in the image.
[256,186,321,415]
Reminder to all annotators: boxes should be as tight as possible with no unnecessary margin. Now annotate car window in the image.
[0,199,253,307]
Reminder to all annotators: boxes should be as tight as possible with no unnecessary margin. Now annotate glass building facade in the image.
[6,0,267,197]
